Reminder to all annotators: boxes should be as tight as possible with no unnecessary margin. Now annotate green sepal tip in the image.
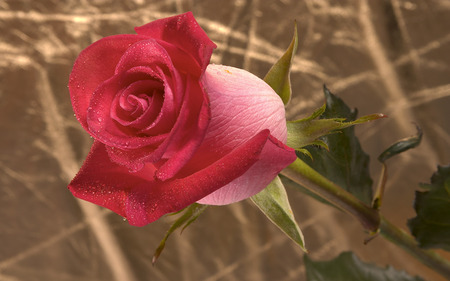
[264,21,298,105]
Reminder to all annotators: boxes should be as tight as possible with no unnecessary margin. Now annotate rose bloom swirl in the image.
[68,12,297,226]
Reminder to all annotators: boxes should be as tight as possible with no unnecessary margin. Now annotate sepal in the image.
[251,176,306,251]
[286,86,385,151]
[264,22,298,105]
[152,203,208,264]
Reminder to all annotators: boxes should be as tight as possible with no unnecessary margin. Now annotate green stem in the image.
[379,216,450,280]
[281,158,450,279]
[281,158,380,232]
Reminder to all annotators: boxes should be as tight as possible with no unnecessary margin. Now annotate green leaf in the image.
[294,86,376,205]
[407,165,450,251]
[378,124,422,163]
[251,176,306,251]
[304,251,425,281]
[152,203,208,264]
[263,21,298,105]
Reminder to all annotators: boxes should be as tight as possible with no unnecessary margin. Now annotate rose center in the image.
[126,93,151,116]
[111,79,164,131]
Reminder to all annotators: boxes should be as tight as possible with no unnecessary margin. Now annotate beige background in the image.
[1,0,449,280]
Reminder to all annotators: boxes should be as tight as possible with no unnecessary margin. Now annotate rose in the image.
[68,12,296,226]
[68,12,297,226]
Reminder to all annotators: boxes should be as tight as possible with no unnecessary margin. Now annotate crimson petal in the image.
[69,130,284,226]
[134,12,216,74]
[69,34,149,131]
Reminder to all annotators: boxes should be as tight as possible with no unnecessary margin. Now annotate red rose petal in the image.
[69,130,277,226]
[155,77,210,180]
[134,12,216,74]
[95,74,209,173]
[115,39,176,76]
[68,140,157,218]
[110,79,164,128]
[86,74,167,150]
[69,34,149,131]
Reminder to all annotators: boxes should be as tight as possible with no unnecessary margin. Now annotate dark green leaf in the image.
[251,176,306,251]
[295,86,375,205]
[152,203,208,264]
[264,22,298,105]
[378,124,422,163]
[304,251,425,281]
[408,165,450,251]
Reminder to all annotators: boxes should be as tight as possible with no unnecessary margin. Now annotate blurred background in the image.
[1,0,449,280]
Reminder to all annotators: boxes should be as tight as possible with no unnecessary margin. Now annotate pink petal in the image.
[69,131,277,226]
[134,12,216,73]
[69,34,149,131]
[197,135,296,204]
[194,64,296,204]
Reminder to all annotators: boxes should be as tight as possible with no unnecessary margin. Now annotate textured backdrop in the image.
[1,0,449,280]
